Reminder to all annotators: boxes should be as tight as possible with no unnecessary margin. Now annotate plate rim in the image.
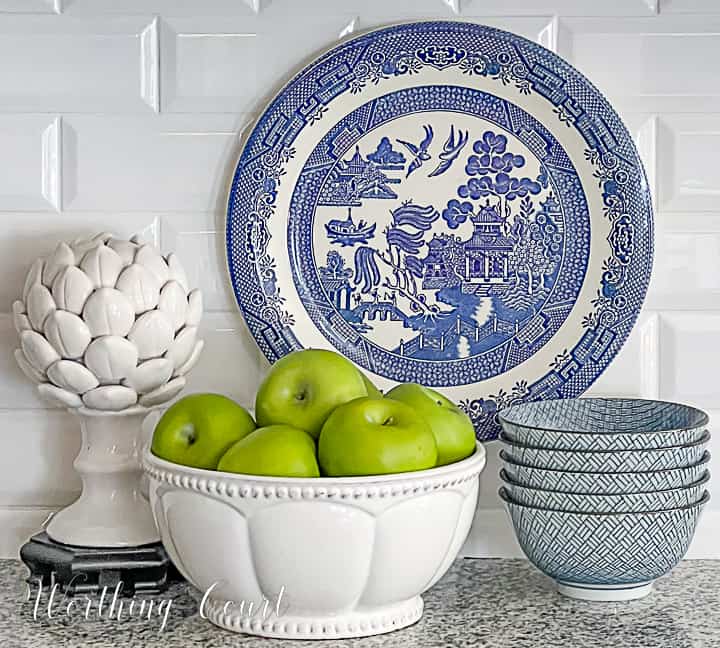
[224,19,654,437]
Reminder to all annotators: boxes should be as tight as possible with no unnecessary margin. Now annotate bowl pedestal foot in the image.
[557,580,654,602]
[203,594,424,639]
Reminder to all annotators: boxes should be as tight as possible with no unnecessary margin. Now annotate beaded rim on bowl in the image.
[499,448,711,476]
[499,468,711,497]
[498,429,711,454]
[498,398,709,435]
[499,486,711,516]
[143,441,486,500]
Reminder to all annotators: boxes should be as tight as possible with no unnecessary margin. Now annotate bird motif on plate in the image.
[428,125,469,177]
[397,125,434,177]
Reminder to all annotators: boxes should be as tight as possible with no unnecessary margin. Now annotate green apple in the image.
[255,349,368,438]
[151,393,256,470]
[359,371,383,399]
[318,397,437,476]
[385,383,476,466]
[217,425,319,477]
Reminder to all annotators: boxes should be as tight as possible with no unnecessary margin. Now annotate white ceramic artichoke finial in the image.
[13,232,204,411]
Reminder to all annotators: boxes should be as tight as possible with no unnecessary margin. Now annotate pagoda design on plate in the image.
[312,121,566,362]
[424,200,516,294]
[318,140,402,208]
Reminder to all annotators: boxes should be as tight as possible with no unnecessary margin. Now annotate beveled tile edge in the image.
[639,312,661,399]
[634,115,658,214]
[40,117,61,212]
[140,16,160,113]
[442,0,461,15]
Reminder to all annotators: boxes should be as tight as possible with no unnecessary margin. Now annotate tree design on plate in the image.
[315,124,564,361]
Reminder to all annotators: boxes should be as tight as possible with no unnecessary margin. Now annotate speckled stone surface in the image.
[0,558,718,648]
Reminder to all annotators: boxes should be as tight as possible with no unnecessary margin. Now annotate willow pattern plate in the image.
[226,21,654,440]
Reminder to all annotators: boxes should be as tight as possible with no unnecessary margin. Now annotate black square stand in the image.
[20,532,179,596]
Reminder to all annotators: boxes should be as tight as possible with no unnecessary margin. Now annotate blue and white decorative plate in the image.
[226,21,654,440]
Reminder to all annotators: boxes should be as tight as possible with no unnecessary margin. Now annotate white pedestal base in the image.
[557,580,654,602]
[203,595,424,639]
[46,408,159,548]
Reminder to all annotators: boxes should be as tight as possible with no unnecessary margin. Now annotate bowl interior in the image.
[499,398,708,435]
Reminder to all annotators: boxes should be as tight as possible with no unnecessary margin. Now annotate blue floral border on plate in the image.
[225,21,654,440]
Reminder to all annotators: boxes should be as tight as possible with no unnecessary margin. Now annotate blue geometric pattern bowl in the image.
[499,398,709,451]
[501,450,711,494]
[500,430,710,472]
[500,469,709,513]
[500,487,709,601]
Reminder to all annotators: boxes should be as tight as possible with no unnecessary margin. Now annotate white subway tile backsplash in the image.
[63,0,463,19]
[0,16,157,113]
[585,312,659,399]
[161,13,555,113]
[0,315,52,410]
[184,311,266,408]
[628,114,658,208]
[462,17,557,48]
[477,440,503,510]
[462,0,658,15]
[0,508,58,560]
[62,115,247,212]
[0,0,58,13]
[563,16,720,113]
[161,19,259,114]
[657,114,720,213]
[0,116,59,211]
[646,234,720,309]
[0,212,158,311]
[59,0,660,17]
[0,410,80,507]
[61,0,262,16]
[661,0,720,13]
[158,5,570,113]
[659,312,720,409]
[659,211,720,233]
[160,212,235,312]
[62,0,452,22]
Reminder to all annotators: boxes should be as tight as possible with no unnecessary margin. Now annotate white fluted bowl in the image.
[143,443,485,640]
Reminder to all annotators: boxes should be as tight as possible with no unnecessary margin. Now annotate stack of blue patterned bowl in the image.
[498,398,710,601]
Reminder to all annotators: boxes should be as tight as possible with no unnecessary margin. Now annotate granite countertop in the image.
[0,558,717,648]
